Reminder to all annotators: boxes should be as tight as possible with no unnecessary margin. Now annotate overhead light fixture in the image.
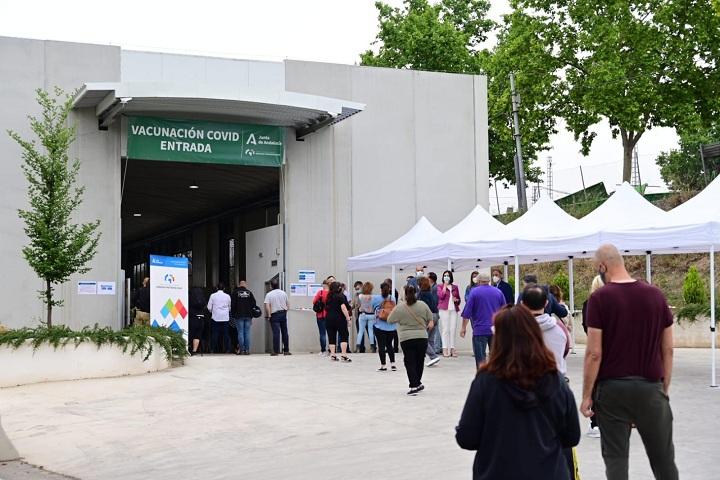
[119,97,133,104]
[133,213,142,217]
[189,185,199,189]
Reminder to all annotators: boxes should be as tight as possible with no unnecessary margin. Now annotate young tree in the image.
[514,0,720,182]
[360,0,548,183]
[8,88,101,327]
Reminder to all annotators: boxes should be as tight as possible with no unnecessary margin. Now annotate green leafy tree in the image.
[682,266,706,305]
[360,0,549,183]
[551,271,570,300]
[656,121,720,192]
[8,88,101,327]
[513,0,720,182]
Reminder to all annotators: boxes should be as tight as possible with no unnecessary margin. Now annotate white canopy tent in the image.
[346,181,719,386]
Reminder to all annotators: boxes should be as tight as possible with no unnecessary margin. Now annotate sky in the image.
[0,0,680,214]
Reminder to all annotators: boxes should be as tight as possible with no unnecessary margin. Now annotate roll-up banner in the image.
[150,255,189,336]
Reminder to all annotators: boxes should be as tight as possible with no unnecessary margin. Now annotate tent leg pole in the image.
[568,257,575,354]
[514,257,520,303]
[391,265,396,301]
[447,258,452,272]
[503,261,509,282]
[711,246,717,388]
[646,251,652,284]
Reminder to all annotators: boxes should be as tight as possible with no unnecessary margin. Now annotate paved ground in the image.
[0,348,718,480]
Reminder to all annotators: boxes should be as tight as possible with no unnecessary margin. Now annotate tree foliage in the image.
[8,88,101,327]
[513,0,720,182]
[656,120,720,192]
[360,0,549,183]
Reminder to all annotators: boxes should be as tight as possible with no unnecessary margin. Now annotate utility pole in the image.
[547,156,554,200]
[509,73,528,212]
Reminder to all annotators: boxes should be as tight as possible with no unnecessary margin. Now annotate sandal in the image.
[330,355,339,361]
[341,356,352,363]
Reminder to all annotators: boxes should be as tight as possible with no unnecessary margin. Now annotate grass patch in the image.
[0,324,187,362]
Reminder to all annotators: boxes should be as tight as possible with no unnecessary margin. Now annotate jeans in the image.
[594,377,678,480]
[234,317,252,352]
[472,334,492,365]
[425,320,439,360]
[357,313,376,347]
[374,327,396,365]
[401,338,428,388]
[211,320,231,353]
[270,310,289,354]
[316,318,327,352]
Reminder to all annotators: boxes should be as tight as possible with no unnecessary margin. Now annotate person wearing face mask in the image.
[406,265,424,294]
[492,268,515,305]
[464,271,480,302]
[351,281,366,353]
[437,270,461,357]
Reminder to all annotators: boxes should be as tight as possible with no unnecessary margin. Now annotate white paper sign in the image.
[307,283,323,297]
[298,269,316,283]
[290,283,308,296]
[97,281,116,295]
[77,281,97,295]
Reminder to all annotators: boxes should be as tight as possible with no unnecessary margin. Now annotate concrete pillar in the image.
[0,414,19,461]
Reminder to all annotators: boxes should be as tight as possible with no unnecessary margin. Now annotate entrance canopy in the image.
[72,82,365,138]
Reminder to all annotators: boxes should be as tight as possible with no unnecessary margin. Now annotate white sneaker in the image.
[587,426,601,438]
[426,357,440,367]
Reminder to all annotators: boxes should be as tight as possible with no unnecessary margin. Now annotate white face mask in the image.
[443,276,451,283]
[416,271,424,278]
[492,275,500,284]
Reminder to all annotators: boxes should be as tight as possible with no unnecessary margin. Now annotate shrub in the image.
[683,266,706,305]
[551,272,570,300]
[0,324,187,361]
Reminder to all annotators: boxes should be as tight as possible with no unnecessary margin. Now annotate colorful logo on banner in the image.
[164,274,175,285]
[156,298,187,332]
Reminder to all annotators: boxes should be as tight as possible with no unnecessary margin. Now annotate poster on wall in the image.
[298,269,316,283]
[77,281,97,295]
[150,255,189,336]
[289,283,308,296]
[97,281,116,295]
[307,283,323,297]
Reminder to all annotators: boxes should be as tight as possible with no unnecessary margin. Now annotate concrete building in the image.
[0,36,489,352]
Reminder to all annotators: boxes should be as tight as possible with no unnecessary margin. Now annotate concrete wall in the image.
[283,61,489,352]
[121,51,285,90]
[0,37,122,330]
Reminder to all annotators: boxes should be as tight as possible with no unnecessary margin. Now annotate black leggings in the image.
[326,317,349,345]
[401,338,428,388]
[374,327,396,365]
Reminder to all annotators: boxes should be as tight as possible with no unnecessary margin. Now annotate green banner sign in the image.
[126,116,284,167]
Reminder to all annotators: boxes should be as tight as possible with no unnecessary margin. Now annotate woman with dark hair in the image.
[437,270,461,358]
[325,281,353,362]
[388,285,433,395]
[465,270,480,302]
[373,282,398,371]
[456,305,580,479]
[188,286,207,356]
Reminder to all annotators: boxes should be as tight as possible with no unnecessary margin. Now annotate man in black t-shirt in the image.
[582,244,677,480]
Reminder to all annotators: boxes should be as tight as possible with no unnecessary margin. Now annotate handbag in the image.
[251,305,262,318]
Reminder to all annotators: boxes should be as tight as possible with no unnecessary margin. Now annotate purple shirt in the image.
[461,285,506,336]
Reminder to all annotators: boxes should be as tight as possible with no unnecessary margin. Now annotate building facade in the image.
[0,36,489,352]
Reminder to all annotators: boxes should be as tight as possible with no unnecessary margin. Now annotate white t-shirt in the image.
[207,291,231,322]
[264,289,289,314]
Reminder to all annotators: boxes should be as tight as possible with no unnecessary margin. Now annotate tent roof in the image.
[578,182,668,230]
[667,175,720,225]
[505,196,589,238]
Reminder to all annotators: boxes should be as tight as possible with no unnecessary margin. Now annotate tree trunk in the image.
[622,140,633,183]
[46,279,52,328]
